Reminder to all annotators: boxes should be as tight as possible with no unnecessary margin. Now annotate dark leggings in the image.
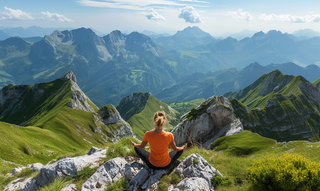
[134,147,183,170]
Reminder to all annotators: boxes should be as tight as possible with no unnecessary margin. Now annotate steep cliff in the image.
[228,70,320,141]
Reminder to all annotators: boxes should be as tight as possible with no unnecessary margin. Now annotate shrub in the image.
[247,154,320,191]
[211,175,232,187]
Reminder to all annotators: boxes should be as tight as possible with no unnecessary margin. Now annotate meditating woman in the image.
[130,111,187,170]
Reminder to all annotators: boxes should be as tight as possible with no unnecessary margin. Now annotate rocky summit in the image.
[172,95,243,148]
[4,147,221,191]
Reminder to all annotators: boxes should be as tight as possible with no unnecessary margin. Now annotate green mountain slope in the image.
[226,70,320,141]
[312,77,320,89]
[116,92,180,139]
[0,71,134,167]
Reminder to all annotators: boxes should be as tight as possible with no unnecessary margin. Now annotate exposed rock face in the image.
[81,157,127,191]
[172,95,243,148]
[98,104,135,142]
[61,71,97,112]
[118,92,152,106]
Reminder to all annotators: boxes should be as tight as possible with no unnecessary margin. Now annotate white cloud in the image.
[259,13,320,23]
[145,8,165,21]
[226,9,252,22]
[179,0,209,3]
[0,6,34,20]
[178,6,203,23]
[77,0,185,11]
[40,11,73,22]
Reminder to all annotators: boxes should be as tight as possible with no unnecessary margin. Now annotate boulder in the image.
[172,95,243,148]
[81,157,127,191]
[176,177,213,191]
[170,153,221,190]
[31,163,43,172]
[4,177,37,191]
[35,148,106,188]
[61,183,77,191]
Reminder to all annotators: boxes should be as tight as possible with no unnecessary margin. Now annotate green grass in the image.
[105,177,129,191]
[168,98,206,114]
[73,166,98,190]
[37,177,73,191]
[210,131,276,156]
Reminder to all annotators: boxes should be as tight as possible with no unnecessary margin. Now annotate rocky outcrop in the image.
[172,95,243,148]
[5,147,107,191]
[81,157,127,190]
[118,92,152,106]
[97,104,135,142]
[61,71,97,113]
[5,150,221,191]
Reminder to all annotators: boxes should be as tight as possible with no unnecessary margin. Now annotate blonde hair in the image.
[153,111,167,127]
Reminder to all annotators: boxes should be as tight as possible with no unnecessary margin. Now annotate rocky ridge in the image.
[229,71,320,141]
[172,95,243,148]
[5,147,221,191]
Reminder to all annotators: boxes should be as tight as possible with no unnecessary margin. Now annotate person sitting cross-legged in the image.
[130,111,187,170]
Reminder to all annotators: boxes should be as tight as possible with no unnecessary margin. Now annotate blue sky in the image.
[1,0,320,35]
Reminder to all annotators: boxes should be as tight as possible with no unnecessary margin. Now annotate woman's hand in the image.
[182,143,187,150]
[130,140,136,147]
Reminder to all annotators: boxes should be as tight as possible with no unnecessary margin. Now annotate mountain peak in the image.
[252,31,265,39]
[175,26,212,38]
[60,71,77,83]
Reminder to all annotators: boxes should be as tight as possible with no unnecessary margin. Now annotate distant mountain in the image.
[1,26,74,38]
[153,26,218,50]
[293,28,320,38]
[186,30,320,68]
[0,30,10,41]
[227,70,320,141]
[22,36,43,43]
[0,28,201,106]
[156,62,320,103]
[116,92,180,139]
[228,30,257,40]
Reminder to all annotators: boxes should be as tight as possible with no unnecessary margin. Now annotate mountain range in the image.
[156,62,320,102]
[2,26,320,107]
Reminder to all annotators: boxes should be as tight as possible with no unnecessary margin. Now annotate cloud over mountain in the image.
[226,9,252,22]
[178,6,203,23]
[259,13,320,23]
[0,6,34,20]
[40,11,73,22]
[145,8,165,21]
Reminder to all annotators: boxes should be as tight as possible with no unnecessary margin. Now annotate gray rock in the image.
[31,163,43,172]
[11,167,24,175]
[4,177,35,191]
[87,146,103,155]
[129,168,149,190]
[141,169,166,190]
[81,157,127,191]
[176,177,213,191]
[174,153,218,189]
[172,95,243,147]
[35,148,106,188]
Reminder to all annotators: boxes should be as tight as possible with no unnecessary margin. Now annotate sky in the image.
[1,0,320,36]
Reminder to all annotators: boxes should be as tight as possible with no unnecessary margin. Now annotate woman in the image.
[130,111,187,170]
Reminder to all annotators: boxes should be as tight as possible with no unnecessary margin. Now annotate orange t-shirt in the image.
[143,131,174,167]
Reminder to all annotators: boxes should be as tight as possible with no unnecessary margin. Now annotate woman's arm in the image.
[170,141,187,151]
[131,140,148,148]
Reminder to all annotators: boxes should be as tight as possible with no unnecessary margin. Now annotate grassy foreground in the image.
[2,133,320,190]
